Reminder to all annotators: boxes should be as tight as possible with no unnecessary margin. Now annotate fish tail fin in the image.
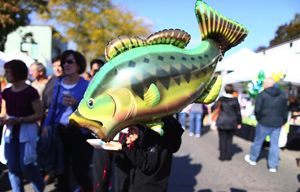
[195,0,248,53]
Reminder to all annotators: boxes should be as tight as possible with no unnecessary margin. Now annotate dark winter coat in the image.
[114,116,183,192]
[216,95,242,130]
[254,86,288,127]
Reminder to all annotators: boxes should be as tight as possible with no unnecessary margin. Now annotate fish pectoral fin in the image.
[195,75,222,104]
[144,121,164,136]
[146,29,191,48]
[144,83,161,107]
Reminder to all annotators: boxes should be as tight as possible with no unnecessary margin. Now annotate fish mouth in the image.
[69,110,107,141]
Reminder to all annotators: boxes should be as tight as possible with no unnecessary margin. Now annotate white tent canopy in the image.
[219,48,300,85]
[264,52,300,84]
[216,48,265,72]
[222,70,258,84]
[219,48,271,84]
[0,51,9,75]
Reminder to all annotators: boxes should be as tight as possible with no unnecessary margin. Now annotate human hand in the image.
[5,117,21,125]
[237,124,242,129]
[63,91,77,106]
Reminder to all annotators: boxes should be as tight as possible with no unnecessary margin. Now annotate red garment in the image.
[2,86,39,117]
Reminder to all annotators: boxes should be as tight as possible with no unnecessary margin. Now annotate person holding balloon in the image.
[94,116,183,192]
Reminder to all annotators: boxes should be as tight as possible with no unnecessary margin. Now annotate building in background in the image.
[257,37,300,95]
[257,37,300,56]
[4,25,67,75]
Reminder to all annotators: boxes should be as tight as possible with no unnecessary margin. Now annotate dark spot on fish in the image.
[170,66,180,77]
[180,64,189,74]
[113,68,118,75]
[198,56,202,59]
[142,70,157,88]
[191,57,195,61]
[182,57,187,61]
[204,54,208,58]
[158,56,164,61]
[143,58,150,63]
[156,68,170,89]
[173,76,181,85]
[170,66,181,85]
[131,77,144,99]
[180,64,191,83]
[191,64,197,71]
[128,61,136,67]
[184,73,191,83]
[170,56,175,60]
[195,71,201,78]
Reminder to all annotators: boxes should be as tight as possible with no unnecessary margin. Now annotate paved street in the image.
[1,127,300,192]
[168,129,300,192]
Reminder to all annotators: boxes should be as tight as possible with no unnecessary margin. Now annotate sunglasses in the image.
[64,60,75,65]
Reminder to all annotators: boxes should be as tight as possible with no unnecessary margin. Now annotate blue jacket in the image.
[43,77,89,128]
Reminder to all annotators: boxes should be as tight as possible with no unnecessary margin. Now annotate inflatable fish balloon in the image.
[69,0,248,141]
[271,71,285,83]
[248,70,265,98]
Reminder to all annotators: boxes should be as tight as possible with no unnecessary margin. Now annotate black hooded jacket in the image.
[254,86,288,127]
[216,95,242,130]
[114,116,183,192]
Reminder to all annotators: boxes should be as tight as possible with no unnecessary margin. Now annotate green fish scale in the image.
[85,41,219,102]
[126,52,214,99]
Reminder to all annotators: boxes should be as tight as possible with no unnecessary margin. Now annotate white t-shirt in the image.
[59,81,77,125]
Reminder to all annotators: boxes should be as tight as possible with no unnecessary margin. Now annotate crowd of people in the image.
[0,50,185,192]
[178,80,290,174]
[0,49,294,191]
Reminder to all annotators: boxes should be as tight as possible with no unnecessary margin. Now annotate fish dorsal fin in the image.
[146,29,191,48]
[105,36,146,61]
[144,83,161,107]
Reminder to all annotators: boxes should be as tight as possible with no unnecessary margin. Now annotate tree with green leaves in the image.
[0,0,47,51]
[254,46,267,53]
[39,0,152,62]
[255,14,300,51]
[270,14,300,47]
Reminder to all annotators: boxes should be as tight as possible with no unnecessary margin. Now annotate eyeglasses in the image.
[64,60,75,65]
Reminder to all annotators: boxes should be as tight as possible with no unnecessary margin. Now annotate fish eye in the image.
[87,99,94,109]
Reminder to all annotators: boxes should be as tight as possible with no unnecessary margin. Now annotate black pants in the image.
[218,129,235,160]
[92,148,113,192]
[57,124,93,192]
